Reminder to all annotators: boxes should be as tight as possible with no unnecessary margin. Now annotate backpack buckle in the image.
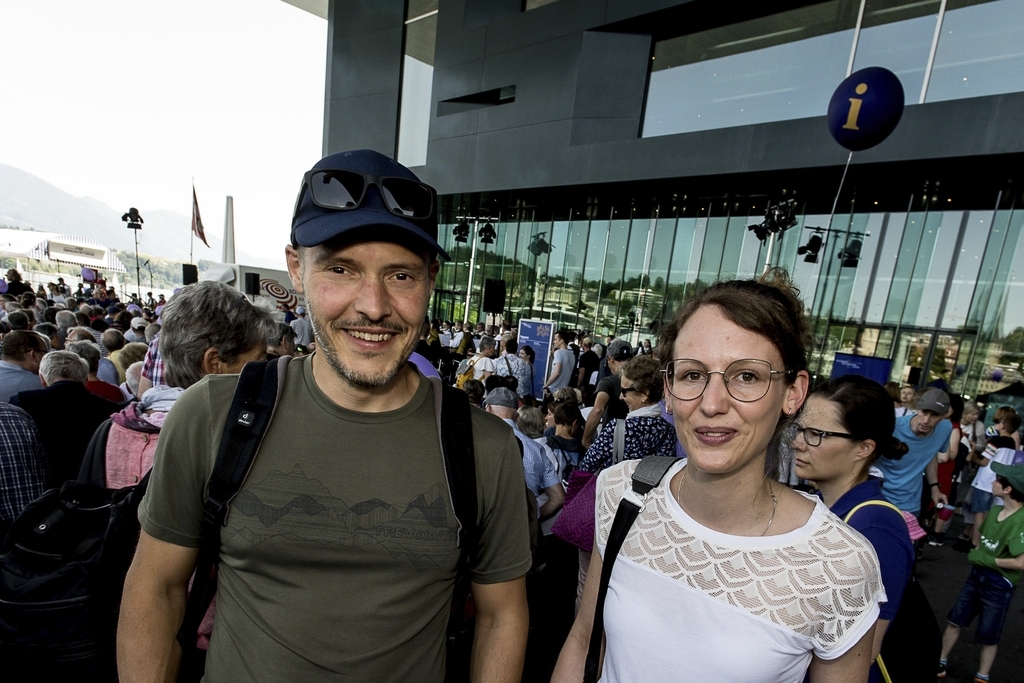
[622,487,646,512]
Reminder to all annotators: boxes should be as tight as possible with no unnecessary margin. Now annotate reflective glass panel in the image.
[865,212,906,324]
[643,2,857,137]
[927,0,1024,103]
[852,0,941,104]
[843,213,886,321]
[580,220,610,336]
[906,210,958,328]
[621,218,656,338]
[942,210,992,329]
[397,5,437,167]
[601,220,631,335]
[662,217,699,325]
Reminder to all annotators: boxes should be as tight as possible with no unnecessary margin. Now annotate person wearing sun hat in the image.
[120,149,531,683]
[938,460,1024,682]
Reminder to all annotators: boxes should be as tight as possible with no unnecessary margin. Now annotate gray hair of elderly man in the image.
[55,310,77,330]
[126,361,144,398]
[159,280,274,389]
[40,350,89,385]
[66,340,101,374]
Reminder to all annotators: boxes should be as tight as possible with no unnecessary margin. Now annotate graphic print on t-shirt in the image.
[226,464,459,570]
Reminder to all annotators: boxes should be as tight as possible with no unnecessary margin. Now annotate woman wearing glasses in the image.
[792,375,913,683]
[553,272,884,683]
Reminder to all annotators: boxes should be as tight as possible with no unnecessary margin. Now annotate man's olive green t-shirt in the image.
[139,356,532,682]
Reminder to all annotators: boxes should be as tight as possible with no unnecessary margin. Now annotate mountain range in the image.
[0,162,282,270]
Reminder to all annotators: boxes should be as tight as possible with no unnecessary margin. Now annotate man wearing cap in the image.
[125,316,148,344]
[876,387,954,515]
[581,338,634,449]
[120,150,531,683]
[290,305,313,347]
[938,460,1024,682]
[484,387,564,519]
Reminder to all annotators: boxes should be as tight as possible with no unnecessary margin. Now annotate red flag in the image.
[192,185,210,248]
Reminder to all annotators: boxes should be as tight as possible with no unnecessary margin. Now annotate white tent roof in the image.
[0,228,127,273]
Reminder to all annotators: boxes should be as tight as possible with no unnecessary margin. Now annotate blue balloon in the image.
[827,67,905,152]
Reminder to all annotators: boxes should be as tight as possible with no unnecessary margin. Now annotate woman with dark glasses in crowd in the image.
[792,375,914,683]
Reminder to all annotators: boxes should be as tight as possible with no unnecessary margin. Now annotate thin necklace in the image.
[674,471,780,536]
[761,482,778,537]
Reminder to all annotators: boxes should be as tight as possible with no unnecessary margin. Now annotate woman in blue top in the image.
[792,374,914,683]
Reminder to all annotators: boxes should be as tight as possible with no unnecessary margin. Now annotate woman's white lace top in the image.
[595,459,884,682]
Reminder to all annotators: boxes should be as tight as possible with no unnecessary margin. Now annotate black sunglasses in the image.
[294,169,436,222]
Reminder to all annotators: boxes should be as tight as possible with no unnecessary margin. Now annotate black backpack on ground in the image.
[0,475,149,682]
[175,357,482,683]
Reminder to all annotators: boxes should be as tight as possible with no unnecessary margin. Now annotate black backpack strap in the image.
[438,381,478,571]
[175,357,288,673]
[78,418,114,485]
[583,456,677,683]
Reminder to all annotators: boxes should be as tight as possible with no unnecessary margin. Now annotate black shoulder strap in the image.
[584,456,677,683]
[439,382,478,573]
[175,357,286,670]
[78,417,114,485]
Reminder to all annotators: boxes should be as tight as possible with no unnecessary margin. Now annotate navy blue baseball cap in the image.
[290,149,449,260]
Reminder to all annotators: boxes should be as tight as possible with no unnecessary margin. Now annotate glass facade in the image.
[643,0,1024,138]
[431,189,1024,399]
[397,0,438,167]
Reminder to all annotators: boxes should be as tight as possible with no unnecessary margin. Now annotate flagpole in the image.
[190,178,195,264]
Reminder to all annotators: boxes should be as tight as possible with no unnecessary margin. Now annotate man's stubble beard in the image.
[305,296,418,389]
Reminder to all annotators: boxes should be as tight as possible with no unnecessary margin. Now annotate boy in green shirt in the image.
[938,461,1024,682]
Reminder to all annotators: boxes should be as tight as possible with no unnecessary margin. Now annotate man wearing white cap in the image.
[289,305,313,347]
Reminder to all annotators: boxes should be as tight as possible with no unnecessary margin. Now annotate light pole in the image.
[122,208,144,300]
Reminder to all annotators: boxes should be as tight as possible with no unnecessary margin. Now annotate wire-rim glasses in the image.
[789,425,856,447]
[663,358,794,402]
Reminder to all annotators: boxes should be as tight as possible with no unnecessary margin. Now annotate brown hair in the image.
[621,354,664,403]
[658,268,811,475]
[657,268,811,374]
[884,381,901,405]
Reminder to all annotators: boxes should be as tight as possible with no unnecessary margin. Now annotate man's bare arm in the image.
[582,392,610,448]
[469,577,529,683]
[926,457,948,506]
[539,482,565,519]
[118,530,199,683]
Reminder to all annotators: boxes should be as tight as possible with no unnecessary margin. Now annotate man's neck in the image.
[310,351,421,413]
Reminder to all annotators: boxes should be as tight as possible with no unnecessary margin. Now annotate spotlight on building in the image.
[453,218,470,243]
[479,222,496,244]
[839,239,862,268]
[797,230,824,263]
[747,198,798,244]
[528,232,553,256]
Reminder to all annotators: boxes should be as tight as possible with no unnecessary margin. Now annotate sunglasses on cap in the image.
[294,169,436,221]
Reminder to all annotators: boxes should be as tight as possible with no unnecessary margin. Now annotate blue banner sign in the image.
[518,319,555,398]
[830,352,893,386]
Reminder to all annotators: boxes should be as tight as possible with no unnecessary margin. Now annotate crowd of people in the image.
[1,149,1023,683]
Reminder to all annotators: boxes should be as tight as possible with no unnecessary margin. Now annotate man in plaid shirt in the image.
[0,403,48,527]
[137,333,165,397]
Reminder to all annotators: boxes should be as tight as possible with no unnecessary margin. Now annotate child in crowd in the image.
[938,461,1024,683]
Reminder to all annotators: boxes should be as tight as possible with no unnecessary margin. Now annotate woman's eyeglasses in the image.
[789,425,855,447]
[663,358,794,402]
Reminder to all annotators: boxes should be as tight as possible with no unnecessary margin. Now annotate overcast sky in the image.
[0,0,326,267]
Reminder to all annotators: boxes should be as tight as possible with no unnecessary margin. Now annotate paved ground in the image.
[917,516,1024,682]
